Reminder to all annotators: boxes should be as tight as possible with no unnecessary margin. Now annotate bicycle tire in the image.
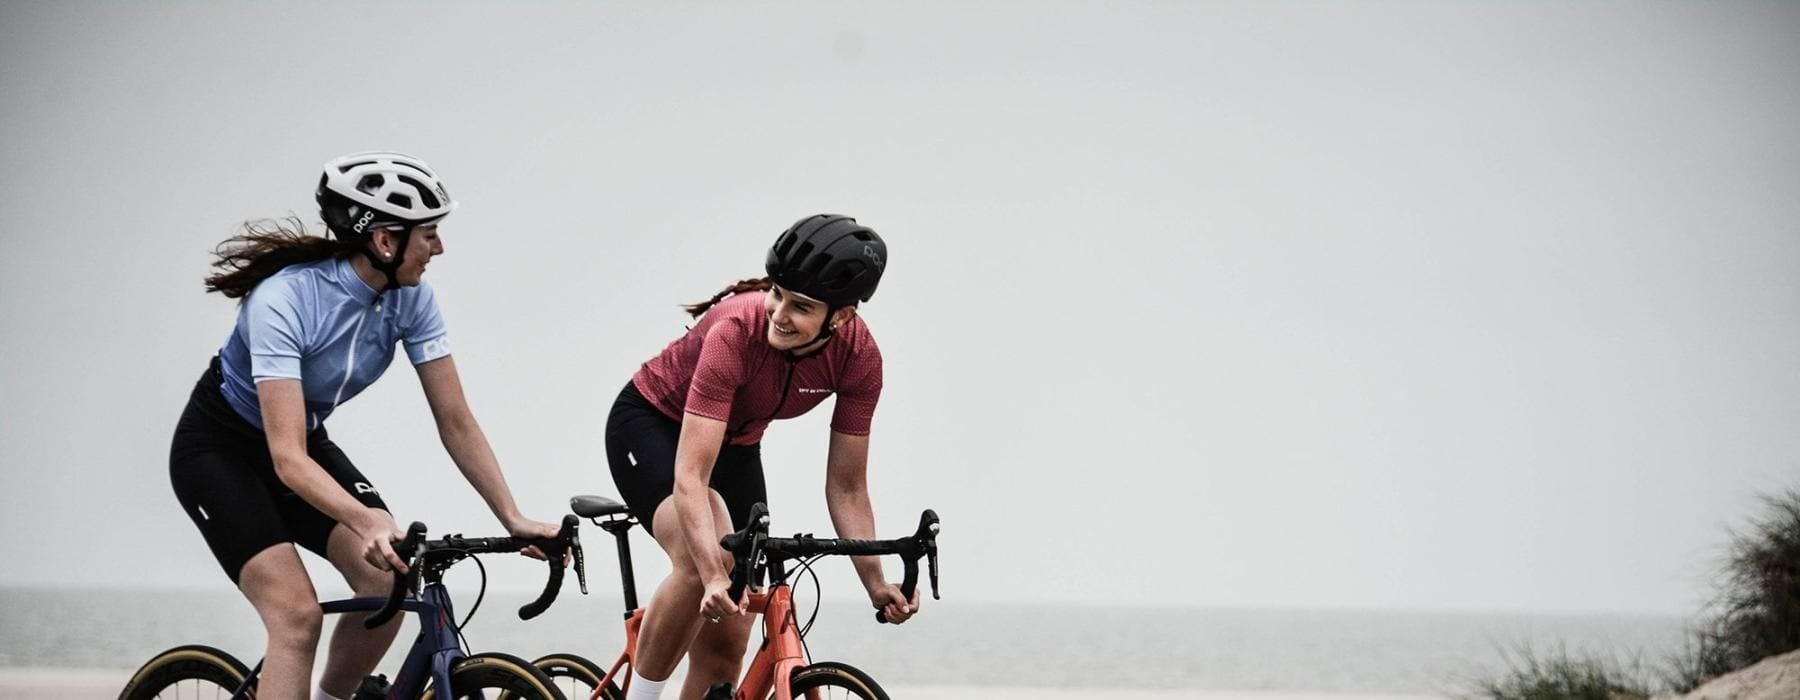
[420,651,567,700]
[515,652,620,700]
[785,661,890,700]
[118,644,253,700]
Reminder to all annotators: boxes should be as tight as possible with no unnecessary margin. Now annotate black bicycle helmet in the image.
[764,214,887,307]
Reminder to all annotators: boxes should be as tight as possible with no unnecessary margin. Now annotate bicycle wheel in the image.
[786,661,890,700]
[420,652,567,700]
[118,644,253,700]
[520,652,621,700]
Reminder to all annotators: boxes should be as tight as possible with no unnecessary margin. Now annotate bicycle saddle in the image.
[571,494,631,518]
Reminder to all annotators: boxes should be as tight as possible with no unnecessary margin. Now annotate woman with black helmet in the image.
[168,152,560,700]
[605,214,913,699]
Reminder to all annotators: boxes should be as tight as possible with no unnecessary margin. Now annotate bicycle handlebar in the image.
[718,503,940,624]
[516,514,582,620]
[364,521,428,629]
[361,515,585,629]
[877,509,940,624]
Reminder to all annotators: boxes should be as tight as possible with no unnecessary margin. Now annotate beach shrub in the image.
[1466,644,1654,700]
[1665,487,1800,692]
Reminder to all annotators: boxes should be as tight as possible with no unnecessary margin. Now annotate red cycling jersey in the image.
[632,291,883,446]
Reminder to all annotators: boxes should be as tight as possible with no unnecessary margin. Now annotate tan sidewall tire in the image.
[420,652,565,700]
[787,661,890,700]
[119,645,250,700]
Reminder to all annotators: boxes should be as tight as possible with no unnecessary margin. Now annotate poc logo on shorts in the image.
[354,482,379,496]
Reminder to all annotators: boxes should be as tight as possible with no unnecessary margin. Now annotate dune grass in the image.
[1665,487,1800,692]
[1464,645,1653,700]
[1468,487,1800,699]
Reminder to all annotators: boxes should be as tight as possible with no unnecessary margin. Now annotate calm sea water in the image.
[0,587,1687,694]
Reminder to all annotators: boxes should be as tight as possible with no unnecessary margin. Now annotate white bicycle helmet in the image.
[315,151,454,237]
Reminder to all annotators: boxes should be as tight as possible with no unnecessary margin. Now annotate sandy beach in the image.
[5,667,1448,698]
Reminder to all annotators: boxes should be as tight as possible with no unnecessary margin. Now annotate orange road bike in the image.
[529,497,939,700]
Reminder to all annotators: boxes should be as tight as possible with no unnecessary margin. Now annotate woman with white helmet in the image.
[168,152,560,700]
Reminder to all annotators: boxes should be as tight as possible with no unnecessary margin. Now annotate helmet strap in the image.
[356,225,414,298]
[784,303,841,359]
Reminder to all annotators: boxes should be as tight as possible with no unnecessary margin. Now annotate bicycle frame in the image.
[576,497,936,700]
[589,585,812,700]
[731,586,808,700]
[592,608,642,696]
[227,583,466,699]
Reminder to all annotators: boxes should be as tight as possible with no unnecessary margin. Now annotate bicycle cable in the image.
[795,554,824,638]
[785,553,826,662]
[435,548,488,652]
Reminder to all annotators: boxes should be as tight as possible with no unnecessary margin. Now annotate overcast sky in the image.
[2,1,1797,616]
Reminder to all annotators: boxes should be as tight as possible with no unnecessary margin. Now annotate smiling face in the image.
[372,223,444,286]
[764,284,855,352]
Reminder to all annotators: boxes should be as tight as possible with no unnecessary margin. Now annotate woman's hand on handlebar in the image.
[700,576,744,621]
[504,515,563,561]
[358,510,409,573]
[868,583,919,624]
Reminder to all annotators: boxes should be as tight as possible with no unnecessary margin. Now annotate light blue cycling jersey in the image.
[218,257,450,431]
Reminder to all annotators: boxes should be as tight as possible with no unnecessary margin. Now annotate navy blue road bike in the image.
[119,516,588,700]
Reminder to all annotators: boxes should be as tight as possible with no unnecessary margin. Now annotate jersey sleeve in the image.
[685,316,752,422]
[830,340,883,435]
[244,277,306,382]
[402,282,452,365]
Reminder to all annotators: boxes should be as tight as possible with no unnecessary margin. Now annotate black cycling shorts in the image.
[606,381,767,538]
[169,357,388,583]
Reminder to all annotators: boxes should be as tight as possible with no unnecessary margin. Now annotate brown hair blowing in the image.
[684,277,773,318]
[204,217,360,299]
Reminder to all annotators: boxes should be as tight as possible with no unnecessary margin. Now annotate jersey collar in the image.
[333,257,380,305]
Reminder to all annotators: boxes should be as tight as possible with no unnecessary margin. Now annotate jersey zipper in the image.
[729,360,796,441]
[330,302,376,413]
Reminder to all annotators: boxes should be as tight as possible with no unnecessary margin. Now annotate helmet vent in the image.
[392,160,433,177]
[340,160,378,173]
[397,174,441,209]
[791,241,815,266]
[825,263,863,290]
[800,249,830,277]
[356,174,385,194]
[387,192,414,208]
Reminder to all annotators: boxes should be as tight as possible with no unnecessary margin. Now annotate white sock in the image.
[313,689,347,700]
[625,670,668,700]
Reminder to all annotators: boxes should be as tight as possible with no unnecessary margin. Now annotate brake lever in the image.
[365,521,427,629]
[572,531,589,596]
[924,514,941,600]
[726,506,770,603]
[927,547,940,600]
